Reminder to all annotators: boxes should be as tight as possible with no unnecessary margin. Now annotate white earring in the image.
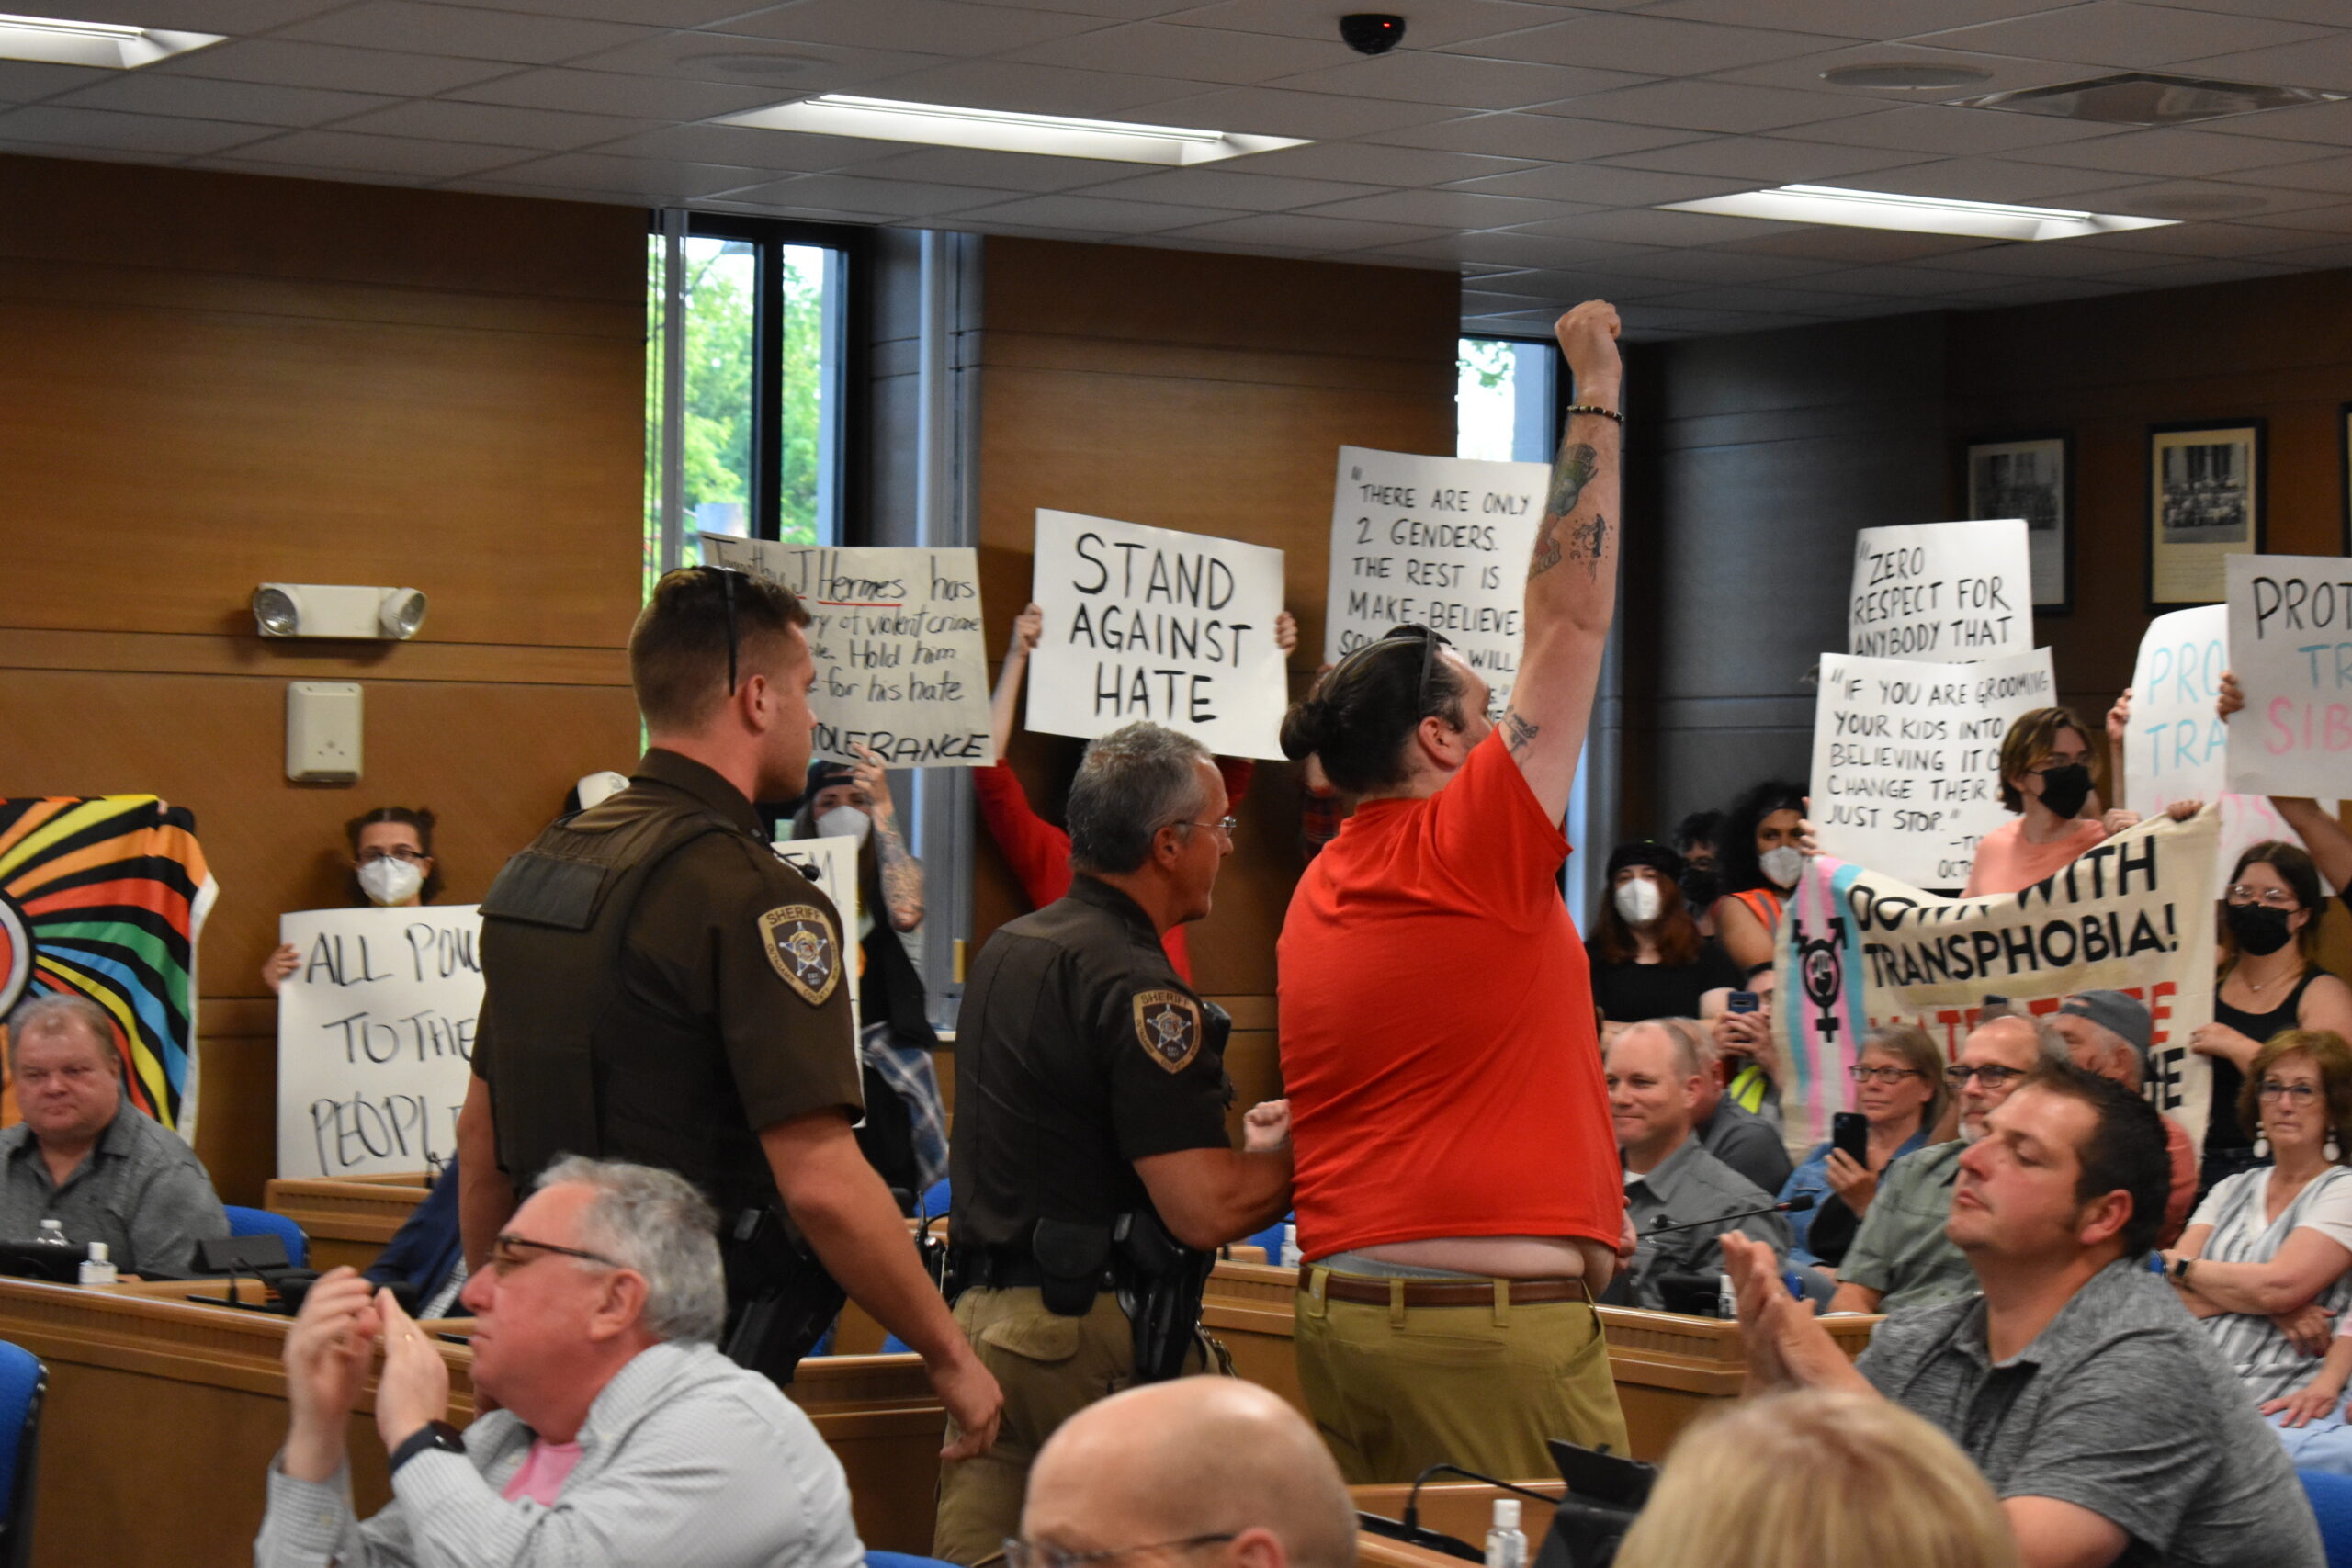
[2255,1132,2272,1160]
[2329,1134,2343,1164]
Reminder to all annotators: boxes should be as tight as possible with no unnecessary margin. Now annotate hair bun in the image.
[1279,695,1329,761]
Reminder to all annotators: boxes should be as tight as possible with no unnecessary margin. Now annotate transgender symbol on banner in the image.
[0,796,218,1134]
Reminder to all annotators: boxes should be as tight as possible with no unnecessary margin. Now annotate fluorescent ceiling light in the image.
[0,10,222,67]
[1660,183,2177,242]
[720,94,1308,165]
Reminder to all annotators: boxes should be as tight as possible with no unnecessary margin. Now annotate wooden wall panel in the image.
[0,154,646,1202]
[973,237,1459,1001]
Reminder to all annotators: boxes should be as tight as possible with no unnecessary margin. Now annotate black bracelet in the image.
[1565,403,1625,424]
[389,1419,466,1477]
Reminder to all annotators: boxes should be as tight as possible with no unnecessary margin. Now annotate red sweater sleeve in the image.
[972,761,1075,911]
[1216,757,1256,813]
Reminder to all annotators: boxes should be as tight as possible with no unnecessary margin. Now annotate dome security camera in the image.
[1340,13,1405,55]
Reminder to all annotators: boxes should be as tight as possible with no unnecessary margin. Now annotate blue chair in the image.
[223,1206,308,1269]
[869,1552,959,1568]
[0,1341,47,1568]
[2301,1470,2352,1568]
[1241,1214,1290,1264]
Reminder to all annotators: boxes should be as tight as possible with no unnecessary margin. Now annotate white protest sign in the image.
[701,537,994,768]
[1813,646,2056,888]
[276,906,481,1179]
[2226,554,2352,797]
[1849,520,2032,660]
[2127,605,2229,808]
[770,832,862,1040]
[1774,810,2219,1153]
[1321,446,1548,714]
[1028,510,1288,759]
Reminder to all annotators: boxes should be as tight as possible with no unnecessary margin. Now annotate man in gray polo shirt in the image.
[0,993,226,1275]
[1829,1013,2057,1314]
[1608,1021,1789,1310]
[1726,1062,2321,1568]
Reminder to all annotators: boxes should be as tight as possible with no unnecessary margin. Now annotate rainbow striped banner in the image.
[0,796,216,1134]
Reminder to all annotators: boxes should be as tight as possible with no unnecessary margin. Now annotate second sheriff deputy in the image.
[933,720,1295,1566]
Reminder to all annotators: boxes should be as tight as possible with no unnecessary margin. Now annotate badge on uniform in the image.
[1132,989,1203,1074]
[759,905,841,1007]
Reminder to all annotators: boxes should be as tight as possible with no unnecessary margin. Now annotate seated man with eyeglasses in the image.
[2051,990,2197,1247]
[1015,1377,1356,1568]
[257,1156,863,1568]
[1828,1014,2065,1316]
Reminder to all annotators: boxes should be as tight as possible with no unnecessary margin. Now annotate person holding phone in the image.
[1710,982,1785,1126]
[1776,1025,1946,1270]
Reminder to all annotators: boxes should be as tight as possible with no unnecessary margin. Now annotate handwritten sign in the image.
[1321,446,1547,716]
[1775,811,2218,1153]
[770,832,862,1040]
[1849,520,2032,660]
[2227,553,2352,797]
[276,906,481,1179]
[1812,646,2056,888]
[701,537,994,768]
[1028,509,1288,759]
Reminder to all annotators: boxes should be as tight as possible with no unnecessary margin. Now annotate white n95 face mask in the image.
[358,857,424,906]
[1760,845,1805,890]
[816,806,872,847]
[1613,878,1662,927]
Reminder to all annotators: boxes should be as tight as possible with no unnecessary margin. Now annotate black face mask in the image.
[2033,762,2093,821]
[1680,867,1720,911]
[2227,901,2297,957]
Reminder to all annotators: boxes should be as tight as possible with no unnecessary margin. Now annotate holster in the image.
[1114,1207,1215,1383]
[719,1206,847,1385]
[1032,1218,1114,1318]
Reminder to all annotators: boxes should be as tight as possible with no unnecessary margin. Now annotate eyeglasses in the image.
[2227,885,2301,909]
[1849,1065,1924,1085]
[1173,817,1239,839]
[1003,1534,1238,1568]
[1945,1064,2028,1089]
[356,846,429,865]
[487,1233,624,1277]
[2259,1081,2323,1103]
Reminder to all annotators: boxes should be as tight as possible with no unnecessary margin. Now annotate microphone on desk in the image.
[1640,1193,1814,1238]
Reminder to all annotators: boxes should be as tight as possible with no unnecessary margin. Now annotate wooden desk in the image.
[1354,1480,1564,1547]
[263,1174,432,1273]
[1202,1261,1881,1462]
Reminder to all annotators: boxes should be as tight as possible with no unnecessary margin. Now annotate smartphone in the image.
[1727,991,1760,1015]
[1833,1111,1869,1167]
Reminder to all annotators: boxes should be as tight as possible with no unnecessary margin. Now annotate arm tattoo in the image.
[1500,708,1542,761]
[1569,513,1611,580]
[1529,443,1599,580]
[873,818,925,930]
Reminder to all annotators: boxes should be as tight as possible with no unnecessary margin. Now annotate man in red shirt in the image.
[1276,299,1629,1483]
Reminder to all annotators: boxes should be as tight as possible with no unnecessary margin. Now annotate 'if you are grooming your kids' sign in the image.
[1029,510,1288,759]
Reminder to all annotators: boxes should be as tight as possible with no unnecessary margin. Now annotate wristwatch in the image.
[2169,1255,2194,1285]
[389,1420,467,1477]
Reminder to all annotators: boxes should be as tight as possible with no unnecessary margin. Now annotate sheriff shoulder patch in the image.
[760,904,841,1007]
[1132,988,1203,1074]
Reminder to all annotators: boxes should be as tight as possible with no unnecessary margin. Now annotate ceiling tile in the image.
[1445,162,1758,205]
[2177,35,2352,93]
[2217,158,2352,193]
[1778,261,2028,294]
[2218,198,2352,231]
[1161,209,1456,249]
[1295,186,1576,227]
[1263,51,1645,110]
[1640,282,1858,313]
[325,99,659,151]
[1230,141,1544,185]
[1001,22,1342,84]
[0,61,109,103]
[1707,40,2098,96]
[557,31,954,96]
[1598,247,1843,283]
[846,143,1150,190]
[1360,230,1669,266]
[1361,112,1701,161]
[2248,237,2352,267]
[480,152,781,197]
[592,120,914,172]
[276,4,662,65]
[435,0,758,20]
[2039,176,2346,217]
[1922,1,2332,69]
[873,59,1225,117]
[0,103,273,154]
[1828,155,2205,202]
[68,0,353,28]
[2192,96,2352,144]
[1504,207,1804,244]
[47,74,397,127]
[1640,0,2079,40]
[2000,127,2352,176]
[2099,256,2304,287]
[1542,80,1891,134]
[1075,165,1388,208]
[224,128,531,176]
[1781,104,2133,154]
[1131,84,1459,138]
[726,172,1026,215]
[2135,0,2342,20]
[156,39,520,96]
[1712,227,1999,262]
[723,0,1114,52]
[1951,278,2143,306]
[442,67,790,118]
[1593,135,1937,183]
[1442,13,1856,75]
[2042,218,2324,255]
[1164,0,1580,50]
[953,190,1259,231]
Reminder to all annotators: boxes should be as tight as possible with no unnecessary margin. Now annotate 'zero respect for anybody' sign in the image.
[1849,520,2032,661]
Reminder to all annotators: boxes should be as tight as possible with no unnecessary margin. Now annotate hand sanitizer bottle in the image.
[79,1243,116,1286]
[1485,1498,1525,1568]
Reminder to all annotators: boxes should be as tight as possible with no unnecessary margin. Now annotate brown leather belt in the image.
[1300,1267,1592,1307]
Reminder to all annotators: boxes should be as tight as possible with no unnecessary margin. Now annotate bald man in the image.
[1016,1379,1355,1568]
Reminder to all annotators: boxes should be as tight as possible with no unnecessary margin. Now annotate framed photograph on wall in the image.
[1966,434,2070,615]
[2147,419,2265,609]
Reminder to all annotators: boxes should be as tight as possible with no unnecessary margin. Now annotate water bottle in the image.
[36,1220,67,1247]
[1280,1223,1301,1269]
[1717,1272,1737,1319]
[1485,1498,1525,1568]
[79,1243,116,1287]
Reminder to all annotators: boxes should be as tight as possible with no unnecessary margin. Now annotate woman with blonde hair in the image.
[1613,1388,2018,1568]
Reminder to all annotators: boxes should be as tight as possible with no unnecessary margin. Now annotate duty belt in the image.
[956,1245,1114,1293]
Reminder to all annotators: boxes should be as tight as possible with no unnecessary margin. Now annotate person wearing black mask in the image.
[1962,707,2143,898]
[1673,810,1724,936]
[2192,841,2352,1194]
[1587,842,1741,1045]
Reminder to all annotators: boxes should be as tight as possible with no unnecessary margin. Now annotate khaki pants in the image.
[1294,1269,1629,1485]
[933,1287,1139,1567]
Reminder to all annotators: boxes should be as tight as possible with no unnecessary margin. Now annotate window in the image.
[1456,336,1559,464]
[644,215,864,591]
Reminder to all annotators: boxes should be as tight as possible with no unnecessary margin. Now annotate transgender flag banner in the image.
[1771,807,2219,1154]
